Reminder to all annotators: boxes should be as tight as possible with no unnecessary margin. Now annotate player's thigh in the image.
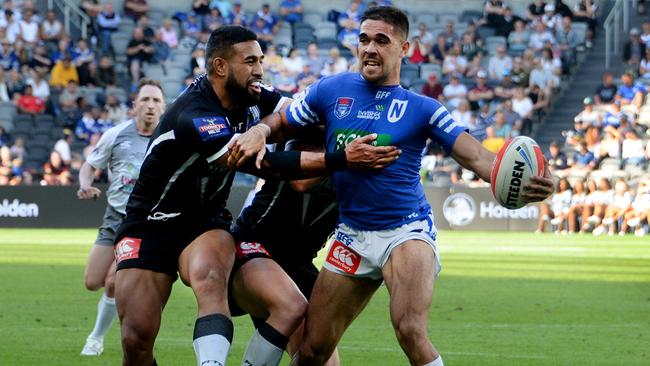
[303,269,381,350]
[84,244,116,289]
[178,229,235,308]
[382,239,437,322]
[115,268,173,336]
[231,257,306,319]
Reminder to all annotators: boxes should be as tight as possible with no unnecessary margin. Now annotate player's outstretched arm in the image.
[450,132,554,202]
[77,161,101,200]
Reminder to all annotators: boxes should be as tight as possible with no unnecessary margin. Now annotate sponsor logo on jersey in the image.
[235,241,271,259]
[147,212,181,221]
[375,91,391,99]
[356,110,382,120]
[333,128,392,150]
[387,99,408,123]
[0,199,39,217]
[334,97,354,119]
[442,193,476,226]
[326,240,360,274]
[192,116,232,141]
[375,104,385,111]
[115,237,142,263]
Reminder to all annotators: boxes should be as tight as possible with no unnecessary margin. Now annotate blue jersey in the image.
[285,72,465,230]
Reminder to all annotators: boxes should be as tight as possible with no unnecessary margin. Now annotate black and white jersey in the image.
[233,176,339,262]
[125,75,285,223]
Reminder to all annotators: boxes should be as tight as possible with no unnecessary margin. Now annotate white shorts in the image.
[323,215,441,280]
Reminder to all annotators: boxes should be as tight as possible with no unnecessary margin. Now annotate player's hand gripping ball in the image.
[490,136,545,209]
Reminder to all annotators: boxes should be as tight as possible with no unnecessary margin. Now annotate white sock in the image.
[422,355,444,366]
[193,314,233,366]
[88,293,116,340]
[241,323,288,366]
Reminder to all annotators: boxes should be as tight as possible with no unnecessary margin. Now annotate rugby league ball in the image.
[490,136,545,210]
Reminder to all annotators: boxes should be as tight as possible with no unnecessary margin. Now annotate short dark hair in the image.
[205,26,257,75]
[136,78,163,95]
[361,7,409,40]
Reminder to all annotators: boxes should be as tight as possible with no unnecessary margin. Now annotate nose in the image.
[253,60,264,78]
[363,41,378,56]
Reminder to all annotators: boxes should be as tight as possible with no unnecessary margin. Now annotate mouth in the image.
[248,80,262,94]
[362,59,381,73]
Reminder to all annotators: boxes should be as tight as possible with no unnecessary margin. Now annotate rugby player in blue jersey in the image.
[230,7,554,366]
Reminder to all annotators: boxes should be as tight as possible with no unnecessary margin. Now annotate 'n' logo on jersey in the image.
[387,99,408,123]
[334,97,354,119]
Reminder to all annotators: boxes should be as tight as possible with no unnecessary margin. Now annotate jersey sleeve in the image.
[175,110,239,164]
[424,99,468,153]
[284,79,322,128]
[257,84,288,118]
[85,124,121,169]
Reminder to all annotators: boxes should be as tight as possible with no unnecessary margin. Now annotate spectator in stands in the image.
[594,72,616,105]
[443,73,468,109]
[541,3,561,34]
[529,22,555,54]
[527,0,546,23]
[18,8,38,46]
[0,127,8,147]
[556,16,579,72]
[227,2,248,26]
[564,179,587,233]
[593,179,633,236]
[204,6,225,32]
[339,1,362,30]
[494,70,516,100]
[460,31,484,61]
[501,98,523,135]
[541,47,562,79]
[621,179,650,236]
[339,20,360,58]
[123,0,149,23]
[136,15,155,40]
[598,126,622,162]
[624,28,645,68]
[152,30,171,64]
[50,54,78,89]
[429,34,449,65]
[421,73,443,100]
[510,56,529,87]
[512,87,534,133]
[465,52,484,79]
[488,45,512,81]
[105,94,128,124]
[95,55,116,87]
[621,130,646,166]
[325,47,348,75]
[283,47,305,77]
[210,0,233,18]
[0,145,20,185]
[438,20,459,48]
[27,70,49,102]
[249,17,273,52]
[53,129,73,166]
[497,6,524,38]
[190,47,207,75]
[573,0,597,48]
[442,43,467,76]
[159,19,178,49]
[296,63,317,91]
[59,80,80,112]
[6,67,24,98]
[126,27,154,83]
[548,141,570,175]
[468,70,494,111]
[253,3,279,34]
[603,101,628,129]
[639,48,650,79]
[0,38,19,71]
[482,125,505,153]
[97,3,121,55]
[508,20,530,52]
[9,135,25,160]
[183,11,203,40]
[51,37,72,63]
[0,68,8,102]
[40,9,63,47]
[305,42,324,77]
[279,0,303,25]
[537,177,572,233]
[262,44,283,77]
[641,20,650,47]
[529,58,555,96]
[15,84,44,115]
[274,66,298,96]
[82,132,101,160]
[80,0,102,42]
[71,39,94,86]
[41,150,71,186]
[30,43,52,75]
[450,99,472,128]
[571,140,597,172]
[13,39,27,65]
[469,103,493,142]
[616,72,646,109]
[573,96,601,129]
[4,10,20,43]
[484,0,505,29]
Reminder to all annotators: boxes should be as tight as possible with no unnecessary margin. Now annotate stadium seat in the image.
[317,37,339,51]
[420,64,441,80]
[409,79,427,94]
[34,114,55,125]
[416,13,436,27]
[437,12,459,25]
[14,114,34,127]
[28,146,50,163]
[144,65,165,81]
[294,22,315,34]
[314,22,337,40]
[572,22,588,45]
[148,8,167,27]
[303,12,323,25]
[110,34,131,56]
[162,80,181,101]
[460,10,483,24]
[600,158,622,171]
[400,78,412,89]
[477,26,496,40]
[400,63,420,85]
[0,119,12,132]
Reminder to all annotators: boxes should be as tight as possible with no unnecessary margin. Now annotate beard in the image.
[226,72,260,107]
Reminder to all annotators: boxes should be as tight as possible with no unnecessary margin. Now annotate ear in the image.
[400,40,410,58]
[212,57,228,78]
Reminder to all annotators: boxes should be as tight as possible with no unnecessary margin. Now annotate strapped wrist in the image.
[325,150,347,171]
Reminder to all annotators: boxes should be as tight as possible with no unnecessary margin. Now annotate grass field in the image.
[0,229,648,366]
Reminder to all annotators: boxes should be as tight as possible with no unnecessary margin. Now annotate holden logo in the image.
[443,193,476,226]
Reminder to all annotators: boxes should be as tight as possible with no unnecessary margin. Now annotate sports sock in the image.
[422,355,444,366]
[241,322,289,366]
[88,293,116,340]
[193,313,233,366]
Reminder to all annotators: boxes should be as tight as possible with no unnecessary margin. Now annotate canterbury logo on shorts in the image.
[326,240,361,274]
[235,241,271,259]
[115,237,142,263]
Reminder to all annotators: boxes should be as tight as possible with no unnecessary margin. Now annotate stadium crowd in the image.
[0,0,646,234]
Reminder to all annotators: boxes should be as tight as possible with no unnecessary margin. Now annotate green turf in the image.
[0,229,648,365]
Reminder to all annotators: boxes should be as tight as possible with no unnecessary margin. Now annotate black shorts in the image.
[114,210,232,280]
[228,240,320,317]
